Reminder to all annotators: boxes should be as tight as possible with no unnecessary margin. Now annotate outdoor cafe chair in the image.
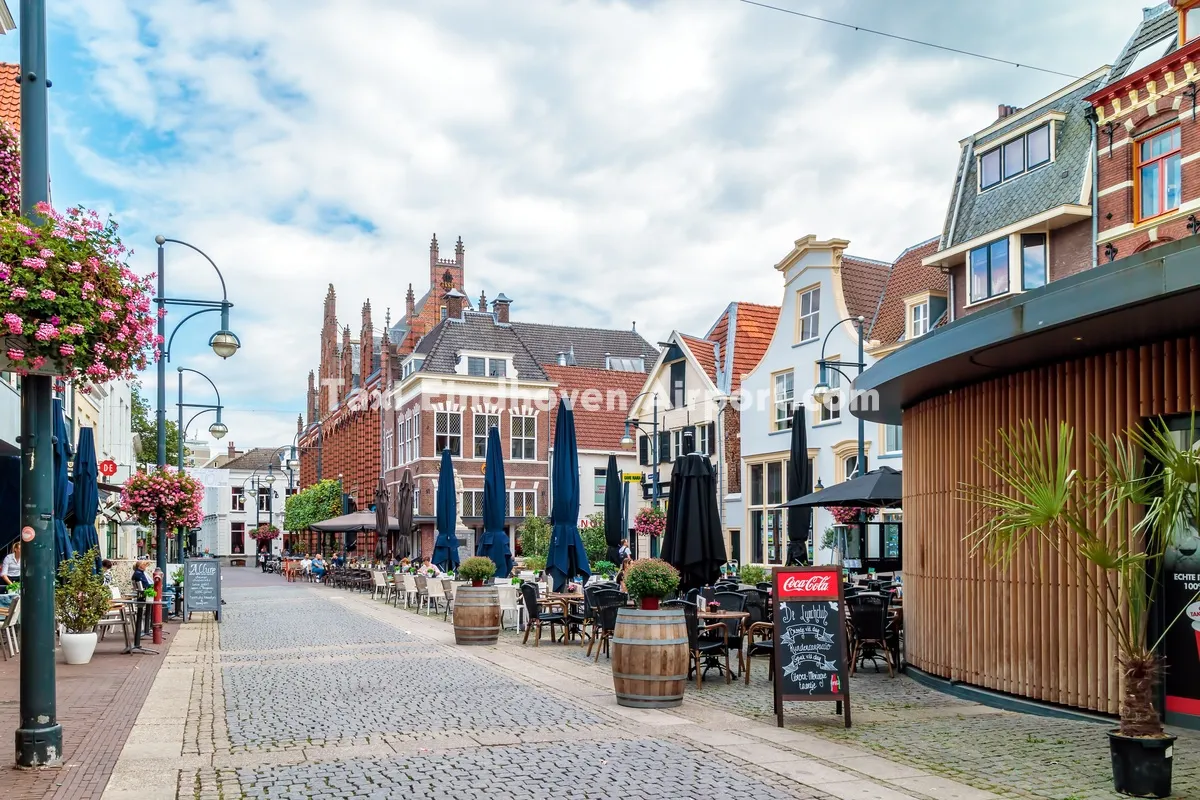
[370,571,387,601]
[712,591,748,675]
[586,589,627,661]
[0,596,19,660]
[400,574,419,608]
[848,592,894,677]
[744,620,774,684]
[496,583,523,630]
[414,575,433,614]
[679,600,730,688]
[441,581,458,621]
[520,582,565,647]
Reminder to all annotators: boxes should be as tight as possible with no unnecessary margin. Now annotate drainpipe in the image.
[945,136,975,249]
[1088,107,1099,270]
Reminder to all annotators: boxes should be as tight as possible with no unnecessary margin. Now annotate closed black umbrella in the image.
[395,469,414,558]
[785,405,812,565]
[660,453,726,592]
[603,454,623,565]
[374,477,389,560]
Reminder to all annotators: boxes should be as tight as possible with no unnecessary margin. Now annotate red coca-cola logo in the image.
[778,571,837,599]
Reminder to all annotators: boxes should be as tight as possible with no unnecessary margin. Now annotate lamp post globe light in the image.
[208,421,229,439]
[155,237,239,575]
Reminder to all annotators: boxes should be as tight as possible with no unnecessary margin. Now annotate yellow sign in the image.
[622,472,643,483]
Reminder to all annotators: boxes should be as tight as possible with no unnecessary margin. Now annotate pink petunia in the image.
[10,287,26,299]
[39,289,55,301]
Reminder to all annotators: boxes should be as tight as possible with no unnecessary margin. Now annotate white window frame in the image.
[257,486,271,513]
[698,423,711,456]
[773,370,794,431]
[884,424,902,454]
[231,486,245,512]
[473,412,500,458]
[461,489,484,518]
[796,286,820,343]
[511,413,536,460]
[911,302,929,338]
[819,361,841,423]
[412,411,421,461]
[435,410,461,457]
[467,356,486,377]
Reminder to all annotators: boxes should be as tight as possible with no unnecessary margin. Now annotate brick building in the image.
[1089,2,1200,259]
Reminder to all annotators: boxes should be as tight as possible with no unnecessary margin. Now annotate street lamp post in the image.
[619,391,661,556]
[155,237,240,575]
[176,367,227,560]
[16,0,63,767]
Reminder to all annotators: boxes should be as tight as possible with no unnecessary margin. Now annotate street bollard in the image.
[152,572,164,644]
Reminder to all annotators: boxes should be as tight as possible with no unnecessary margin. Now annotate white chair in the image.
[97,587,127,641]
[0,596,19,659]
[371,571,392,602]
[400,574,418,608]
[496,583,523,630]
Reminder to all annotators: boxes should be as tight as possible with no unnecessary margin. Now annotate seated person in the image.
[311,554,327,580]
[300,554,313,574]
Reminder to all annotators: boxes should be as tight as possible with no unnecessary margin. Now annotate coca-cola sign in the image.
[777,570,838,599]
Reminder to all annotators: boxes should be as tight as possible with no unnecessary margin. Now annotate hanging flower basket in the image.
[120,468,204,530]
[634,505,666,538]
[826,506,878,525]
[251,524,280,541]
[0,201,157,381]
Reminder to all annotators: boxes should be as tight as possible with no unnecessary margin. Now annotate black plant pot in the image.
[1109,731,1176,798]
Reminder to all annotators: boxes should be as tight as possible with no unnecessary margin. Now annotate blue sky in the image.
[0,0,1147,452]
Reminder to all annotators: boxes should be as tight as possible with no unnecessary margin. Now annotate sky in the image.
[0,0,1149,455]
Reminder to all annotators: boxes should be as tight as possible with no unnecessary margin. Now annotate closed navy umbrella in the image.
[52,398,75,570]
[477,426,513,578]
[547,397,589,591]
[432,449,460,572]
[661,452,725,592]
[603,454,623,565]
[785,405,813,565]
[71,427,101,572]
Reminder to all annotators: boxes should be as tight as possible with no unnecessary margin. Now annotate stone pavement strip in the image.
[104,570,998,800]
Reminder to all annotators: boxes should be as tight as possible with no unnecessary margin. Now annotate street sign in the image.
[622,472,643,483]
[99,459,118,477]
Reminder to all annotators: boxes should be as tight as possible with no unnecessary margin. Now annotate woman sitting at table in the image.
[311,554,327,581]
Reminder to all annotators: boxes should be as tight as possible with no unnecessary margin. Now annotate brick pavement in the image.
[0,614,177,800]
[108,567,1001,799]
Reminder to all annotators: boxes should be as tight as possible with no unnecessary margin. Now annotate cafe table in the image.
[697,609,750,679]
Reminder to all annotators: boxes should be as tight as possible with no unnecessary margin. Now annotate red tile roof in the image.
[840,256,892,323]
[870,238,945,345]
[725,302,779,392]
[678,334,718,384]
[544,365,649,452]
[0,64,18,132]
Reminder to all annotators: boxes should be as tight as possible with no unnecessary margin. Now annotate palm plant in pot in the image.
[963,419,1200,798]
[55,548,111,665]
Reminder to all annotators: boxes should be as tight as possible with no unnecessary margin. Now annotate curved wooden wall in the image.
[903,335,1200,714]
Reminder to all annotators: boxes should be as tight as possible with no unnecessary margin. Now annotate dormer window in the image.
[1186,5,1200,43]
[911,302,929,338]
[980,123,1052,190]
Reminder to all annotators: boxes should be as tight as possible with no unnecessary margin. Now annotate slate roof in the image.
[0,64,16,132]
[412,311,548,380]
[868,238,945,346]
[543,365,648,451]
[1106,4,1177,85]
[219,447,290,473]
[510,321,658,369]
[841,256,892,323]
[938,74,1104,250]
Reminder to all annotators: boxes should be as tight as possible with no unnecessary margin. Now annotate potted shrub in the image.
[458,556,496,588]
[55,548,111,665]
[453,557,501,645]
[624,558,679,610]
[611,558,687,708]
[738,564,766,586]
[964,419,1200,798]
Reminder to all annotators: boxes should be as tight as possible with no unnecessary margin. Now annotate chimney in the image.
[444,288,466,320]
[493,293,512,324]
[997,104,1020,120]
[227,441,236,458]
[556,351,567,366]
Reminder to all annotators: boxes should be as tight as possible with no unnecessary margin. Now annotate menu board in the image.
[772,566,850,728]
[183,558,222,622]
[1163,542,1200,723]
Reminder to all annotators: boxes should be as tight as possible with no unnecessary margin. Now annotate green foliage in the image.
[579,520,608,565]
[624,558,680,601]
[738,564,767,586]
[593,560,617,576]
[131,383,187,467]
[171,567,184,586]
[458,556,497,583]
[55,548,111,633]
[961,418,1200,737]
[518,515,551,560]
[523,556,546,573]
[821,527,838,550]
[284,479,343,531]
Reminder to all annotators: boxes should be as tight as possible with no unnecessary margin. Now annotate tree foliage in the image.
[284,479,343,531]
[518,515,551,559]
[579,511,608,564]
[131,382,187,467]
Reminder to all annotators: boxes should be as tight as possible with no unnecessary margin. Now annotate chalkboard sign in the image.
[183,558,222,622]
[772,566,850,728]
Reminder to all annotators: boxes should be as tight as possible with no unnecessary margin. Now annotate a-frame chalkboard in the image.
[772,566,851,728]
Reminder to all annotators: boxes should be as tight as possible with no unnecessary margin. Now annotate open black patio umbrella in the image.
[374,476,389,560]
[785,405,813,565]
[603,454,623,565]
[432,449,460,571]
[52,398,75,570]
[779,466,903,509]
[477,426,513,578]
[395,468,414,558]
[70,427,101,572]
[547,396,589,591]
[660,452,726,592]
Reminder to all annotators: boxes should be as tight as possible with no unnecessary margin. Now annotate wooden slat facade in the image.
[903,334,1200,714]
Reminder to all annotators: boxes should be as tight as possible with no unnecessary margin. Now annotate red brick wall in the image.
[1049,219,1093,281]
[722,403,741,493]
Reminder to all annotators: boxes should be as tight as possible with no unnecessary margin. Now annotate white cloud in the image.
[39,0,1142,451]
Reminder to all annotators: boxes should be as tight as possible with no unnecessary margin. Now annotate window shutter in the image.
[706,422,717,455]
[658,431,671,463]
[638,436,649,466]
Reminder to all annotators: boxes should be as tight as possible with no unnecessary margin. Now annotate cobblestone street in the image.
[103,570,1006,799]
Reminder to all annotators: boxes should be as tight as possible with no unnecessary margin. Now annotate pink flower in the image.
[5,348,23,360]
[38,248,53,259]
[21,257,46,271]
[39,289,55,300]
[58,344,74,357]
[10,287,26,299]
[3,313,21,334]
[67,262,82,273]
[99,310,116,323]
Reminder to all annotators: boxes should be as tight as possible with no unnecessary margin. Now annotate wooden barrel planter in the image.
[453,585,501,646]
[611,607,688,708]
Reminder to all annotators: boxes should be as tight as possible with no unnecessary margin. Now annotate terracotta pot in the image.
[640,596,660,610]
